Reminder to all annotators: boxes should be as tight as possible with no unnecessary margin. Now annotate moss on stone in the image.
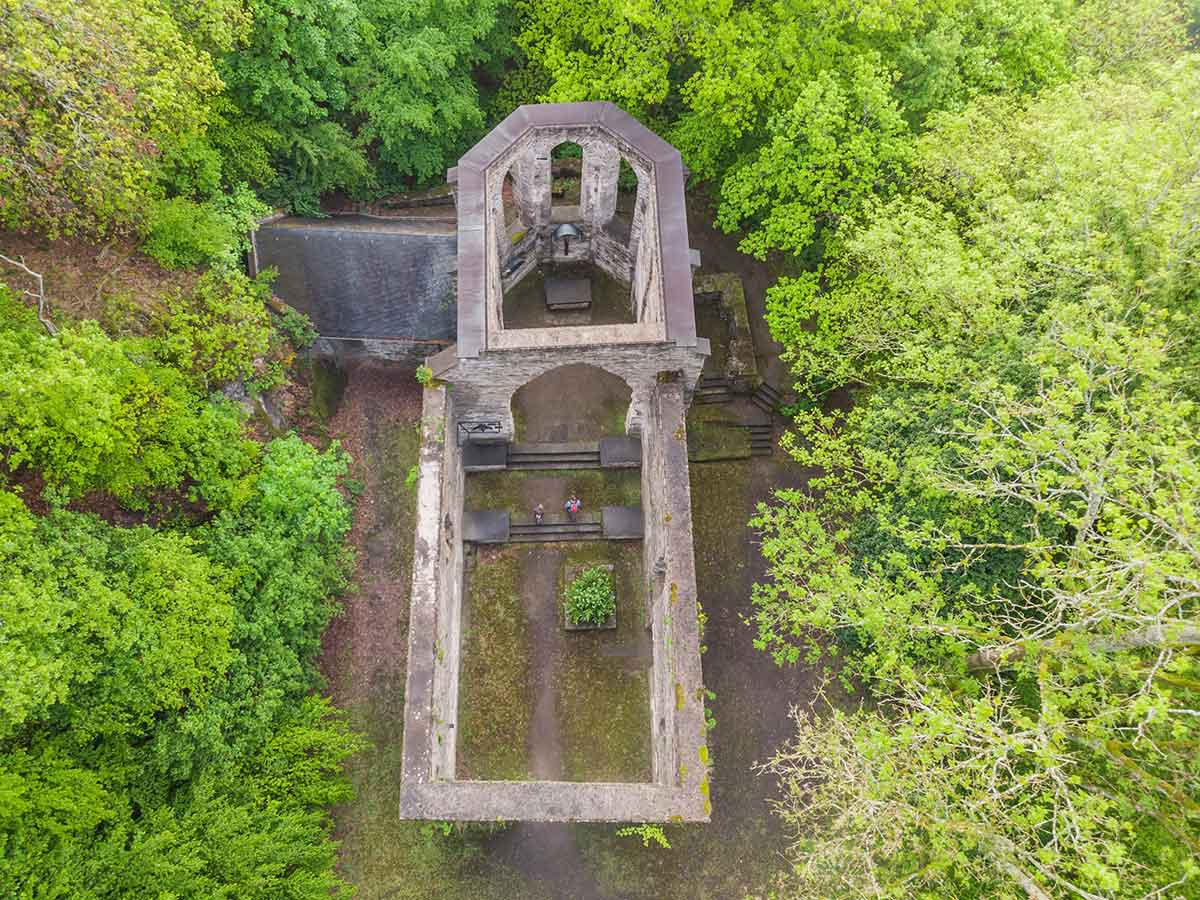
[464,467,641,515]
[686,403,750,462]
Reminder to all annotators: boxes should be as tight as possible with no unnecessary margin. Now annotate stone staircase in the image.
[750,381,783,415]
[747,423,774,456]
[694,375,733,405]
[508,519,605,542]
[505,442,601,470]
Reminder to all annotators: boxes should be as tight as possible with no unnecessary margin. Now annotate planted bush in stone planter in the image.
[564,564,617,630]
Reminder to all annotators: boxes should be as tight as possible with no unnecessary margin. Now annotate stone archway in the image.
[510,363,633,443]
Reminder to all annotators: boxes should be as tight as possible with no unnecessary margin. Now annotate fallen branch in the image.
[0,253,56,335]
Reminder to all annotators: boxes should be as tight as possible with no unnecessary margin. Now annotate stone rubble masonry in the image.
[400,384,464,788]
[449,102,700,361]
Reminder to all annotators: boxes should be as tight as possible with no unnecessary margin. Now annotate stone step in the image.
[509,522,604,542]
[694,386,732,404]
[506,459,604,471]
[757,382,783,400]
[507,441,602,470]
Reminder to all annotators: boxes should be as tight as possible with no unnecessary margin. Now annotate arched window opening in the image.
[551,141,583,206]
[610,156,640,244]
[502,167,520,234]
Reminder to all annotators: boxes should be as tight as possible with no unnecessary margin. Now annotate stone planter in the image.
[563,563,617,631]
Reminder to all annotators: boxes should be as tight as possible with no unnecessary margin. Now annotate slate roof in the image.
[254,216,457,342]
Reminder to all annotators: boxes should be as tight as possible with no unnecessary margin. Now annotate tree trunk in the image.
[967,624,1200,672]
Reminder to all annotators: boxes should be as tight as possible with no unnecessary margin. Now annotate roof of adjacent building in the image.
[254,216,457,343]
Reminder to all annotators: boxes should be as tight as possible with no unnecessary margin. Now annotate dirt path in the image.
[319,362,421,712]
[525,549,565,780]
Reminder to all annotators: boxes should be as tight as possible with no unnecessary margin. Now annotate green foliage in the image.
[0,491,234,740]
[517,0,1173,266]
[416,363,434,386]
[144,184,270,269]
[717,58,912,260]
[157,132,225,199]
[1,432,358,896]
[565,565,616,625]
[754,56,1200,899]
[275,305,319,350]
[144,197,234,269]
[0,0,224,237]
[349,0,516,184]
[616,823,671,849]
[0,286,258,507]
[152,268,274,387]
[169,435,354,769]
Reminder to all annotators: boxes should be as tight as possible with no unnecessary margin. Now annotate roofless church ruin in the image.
[398,103,711,822]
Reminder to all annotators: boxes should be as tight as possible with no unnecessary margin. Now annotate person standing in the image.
[564,494,581,522]
[533,503,545,525]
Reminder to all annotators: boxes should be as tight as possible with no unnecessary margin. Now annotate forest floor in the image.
[0,230,195,330]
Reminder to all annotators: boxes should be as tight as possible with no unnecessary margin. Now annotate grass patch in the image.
[686,404,750,461]
[465,468,641,515]
[694,301,730,375]
[376,422,421,580]
[336,681,546,900]
[557,542,652,782]
[688,460,752,598]
[458,549,533,780]
[333,404,543,899]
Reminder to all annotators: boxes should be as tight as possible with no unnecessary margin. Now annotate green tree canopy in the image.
[753,55,1200,899]
[0,0,230,236]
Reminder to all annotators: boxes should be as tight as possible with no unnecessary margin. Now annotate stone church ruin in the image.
[397,103,711,823]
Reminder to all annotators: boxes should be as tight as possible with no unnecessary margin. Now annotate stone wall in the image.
[486,127,658,335]
[434,339,708,439]
[640,381,710,806]
[400,385,465,787]
[310,336,451,365]
[431,389,464,779]
[399,379,710,823]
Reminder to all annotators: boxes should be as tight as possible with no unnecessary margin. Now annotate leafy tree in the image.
[0,0,226,237]
[351,0,516,183]
[0,493,234,741]
[0,286,259,507]
[152,268,274,387]
[716,58,912,261]
[1,436,358,896]
[148,435,355,777]
[754,56,1200,899]
[217,0,370,209]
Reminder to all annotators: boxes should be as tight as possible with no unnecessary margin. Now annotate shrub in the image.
[564,566,616,625]
[152,268,273,388]
[144,197,231,269]
[0,288,258,507]
[144,185,269,270]
[415,364,434,386]
[275,306,318,350]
